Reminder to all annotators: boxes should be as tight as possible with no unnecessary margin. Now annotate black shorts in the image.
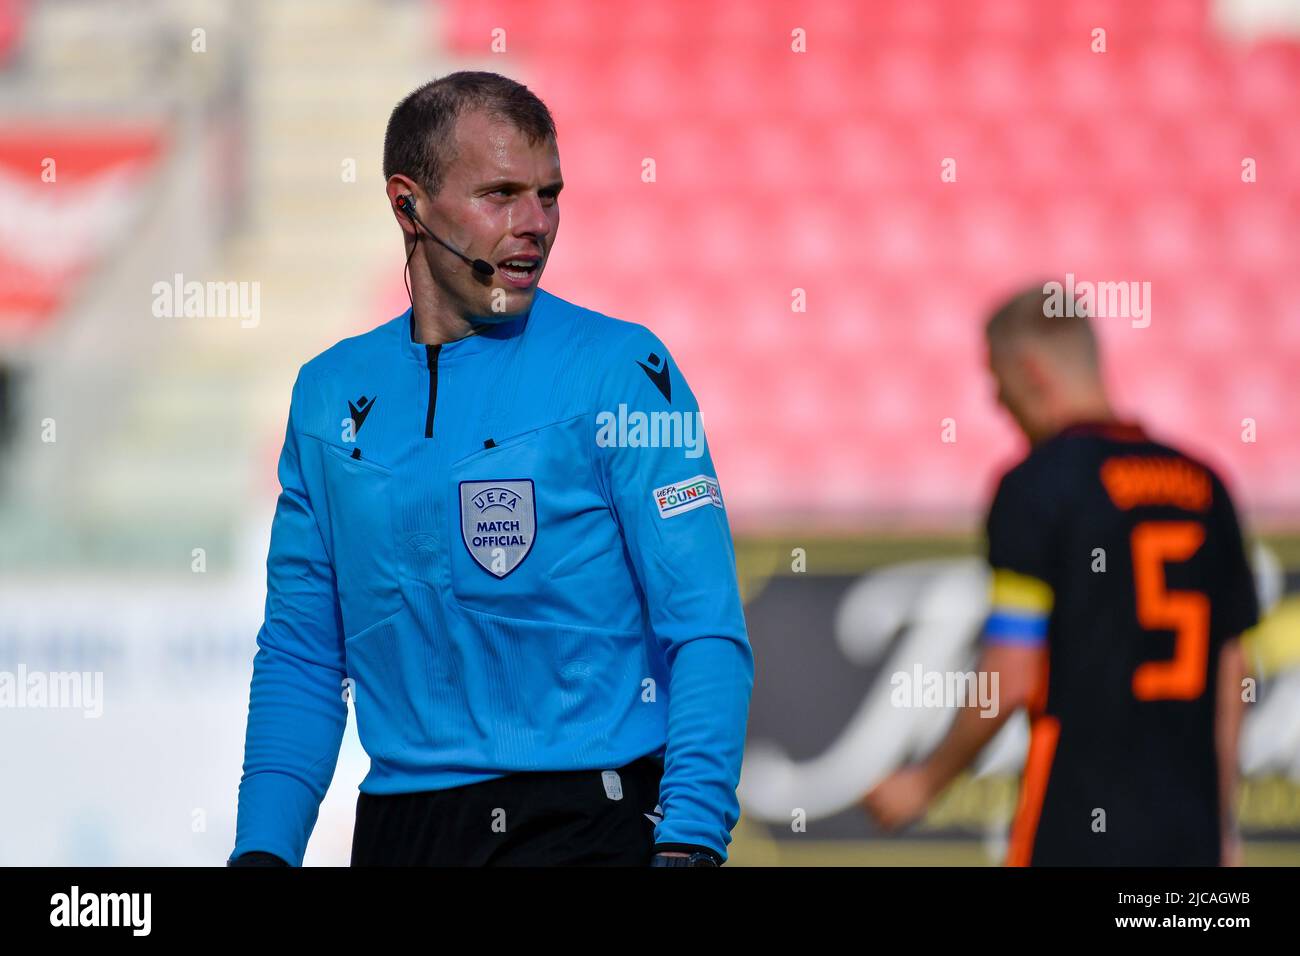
[350,754,665,866]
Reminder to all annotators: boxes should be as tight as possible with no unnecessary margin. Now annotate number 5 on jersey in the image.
[1131,520,1209,701]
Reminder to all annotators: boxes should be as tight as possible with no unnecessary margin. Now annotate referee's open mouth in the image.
[497,254,541,288]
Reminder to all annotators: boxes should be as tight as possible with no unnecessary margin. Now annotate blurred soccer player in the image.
[863,285,1258,866]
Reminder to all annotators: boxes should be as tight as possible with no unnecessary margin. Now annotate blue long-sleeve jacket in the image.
[231,288,754,865]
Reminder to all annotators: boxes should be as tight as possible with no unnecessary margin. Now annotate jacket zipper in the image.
[424,343,441,438]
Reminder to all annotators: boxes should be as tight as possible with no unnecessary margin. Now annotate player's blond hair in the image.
[985,283,1101,370]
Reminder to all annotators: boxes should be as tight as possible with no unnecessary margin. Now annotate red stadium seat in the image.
[428,0,1300,520]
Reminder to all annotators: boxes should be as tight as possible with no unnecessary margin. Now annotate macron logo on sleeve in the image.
[636,353,672,403]
[653,475,723,519]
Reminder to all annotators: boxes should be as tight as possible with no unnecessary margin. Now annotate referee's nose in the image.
[511,190,554,247]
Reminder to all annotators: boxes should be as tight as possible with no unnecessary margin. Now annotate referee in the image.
[228,71,754,867]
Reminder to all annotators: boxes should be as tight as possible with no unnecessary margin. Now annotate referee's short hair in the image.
[985,282,1100,369]
[383,71,557,198]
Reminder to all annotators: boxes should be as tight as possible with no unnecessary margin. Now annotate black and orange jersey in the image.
[982,421,1258,866]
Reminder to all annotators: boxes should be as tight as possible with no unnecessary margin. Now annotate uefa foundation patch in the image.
[653,475,723,518]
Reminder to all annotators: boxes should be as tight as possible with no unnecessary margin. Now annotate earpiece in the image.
[393,192,494,277]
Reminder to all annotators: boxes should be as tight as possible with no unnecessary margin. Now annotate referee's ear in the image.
[387,175,426,233]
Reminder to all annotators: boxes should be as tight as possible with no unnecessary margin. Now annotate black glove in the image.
[650,843,722,866]
[227,851,291,867]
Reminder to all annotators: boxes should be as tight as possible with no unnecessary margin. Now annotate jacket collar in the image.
[1055,419,1147,442]
[399,291,540,365]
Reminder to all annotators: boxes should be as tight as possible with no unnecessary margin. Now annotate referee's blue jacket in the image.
[230,288,754,865]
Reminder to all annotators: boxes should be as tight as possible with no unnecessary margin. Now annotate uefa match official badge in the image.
[459,479,536,577]
[653,475,723,519]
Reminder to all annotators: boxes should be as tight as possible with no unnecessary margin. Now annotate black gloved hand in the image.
[227,851,291,867]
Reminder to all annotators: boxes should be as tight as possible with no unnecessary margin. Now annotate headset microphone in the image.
[395,194,495,277]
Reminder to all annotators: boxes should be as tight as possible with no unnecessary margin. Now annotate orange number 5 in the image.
[1131,521,1210,701]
